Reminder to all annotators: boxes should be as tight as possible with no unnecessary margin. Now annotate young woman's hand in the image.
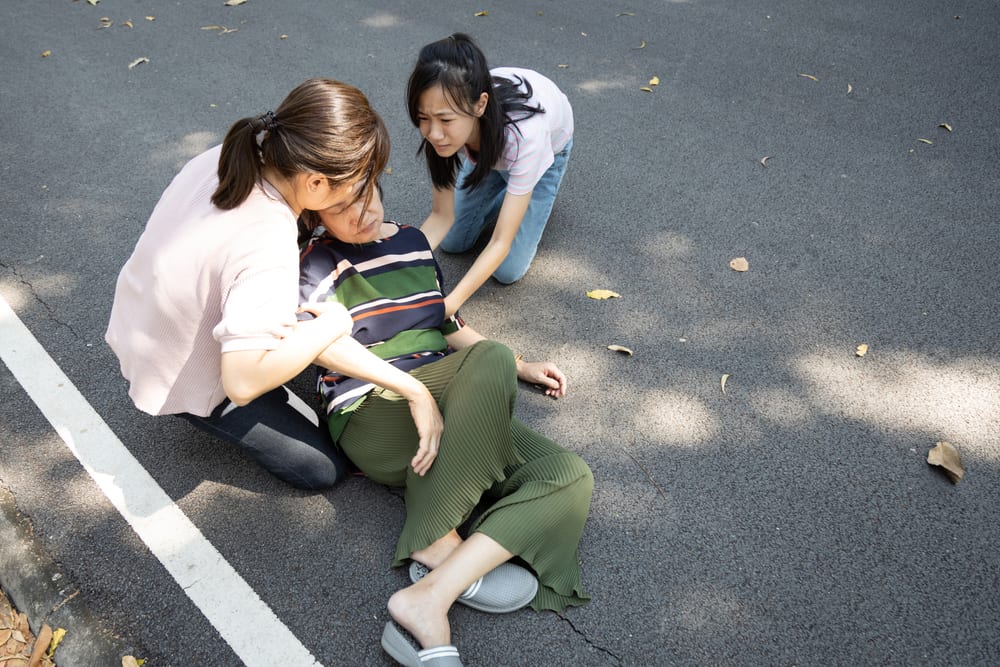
[220,301,354,406]
[516,360,568,399]
[297,300,354,337]
[407,388,444,475]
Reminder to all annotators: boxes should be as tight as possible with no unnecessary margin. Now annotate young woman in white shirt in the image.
[106,78,404,489]
[407,33,574,315]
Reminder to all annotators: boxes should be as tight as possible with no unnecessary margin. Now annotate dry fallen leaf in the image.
[648,76,660,86]
[122,657,141,667]
[846,83,853,94]
[759,155,771,167]
[280,34,288,39]
[557,63,569,68]
[729,257,749,272]
[201,25,238,34]
[586,289,621,300]
[87,0,99,5]
[145,16,155,21]
[41,50,52,57]
[938,122,953,132]
[640,86,653,93]
[720,373,730,395]
[633,40,646,49]
[98,17,112,28]
[607,344,634,356]
[917,138,933,145]
[616,11,636,16]
[474,10,489,16]
[927,441,964,483]
[855,343,868,357]
[224,0,247,5]
[127,56,149,69]
[122,19,133,28]
[47,628,66,658]
[798,73,819,82]
[383,166,392,175]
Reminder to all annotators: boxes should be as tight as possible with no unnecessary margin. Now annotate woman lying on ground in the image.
[298,185,593,666]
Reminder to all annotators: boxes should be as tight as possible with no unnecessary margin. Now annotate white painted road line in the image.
[0,294,322,667]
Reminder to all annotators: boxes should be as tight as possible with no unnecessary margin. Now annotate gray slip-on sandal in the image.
[381,621,463,667]
[409,560,539,614]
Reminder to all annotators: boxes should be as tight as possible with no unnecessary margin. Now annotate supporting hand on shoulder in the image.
[297,300,354,334]
[220,301,354,406]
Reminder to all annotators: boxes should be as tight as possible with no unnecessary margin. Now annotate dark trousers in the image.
[179,385,349,490]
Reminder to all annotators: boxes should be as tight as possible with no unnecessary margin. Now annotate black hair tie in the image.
[247,110,278,133]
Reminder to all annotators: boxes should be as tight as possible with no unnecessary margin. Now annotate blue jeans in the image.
[440,138,573,284]
[179,386,350,490]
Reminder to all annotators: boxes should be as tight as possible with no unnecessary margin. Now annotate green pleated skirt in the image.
[337,340,593,612]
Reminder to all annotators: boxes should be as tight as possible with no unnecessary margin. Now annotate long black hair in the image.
[406,33,544,191]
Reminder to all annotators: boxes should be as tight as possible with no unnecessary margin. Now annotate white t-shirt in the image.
[468,67,574,196]
[105,145,299,417]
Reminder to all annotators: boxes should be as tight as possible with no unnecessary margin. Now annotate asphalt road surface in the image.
[2,1,998,665]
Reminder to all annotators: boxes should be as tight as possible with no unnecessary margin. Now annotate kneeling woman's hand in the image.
[516,360,568,399]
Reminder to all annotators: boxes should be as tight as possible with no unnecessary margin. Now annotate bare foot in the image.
[411,529,462,569]
[387,583,452,649]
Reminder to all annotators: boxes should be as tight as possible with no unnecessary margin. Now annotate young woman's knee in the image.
[283,462,347,490]
[491,259,531,285]
[268,446,351,490]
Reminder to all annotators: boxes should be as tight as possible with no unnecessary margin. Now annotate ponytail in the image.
[211,80,390,212]
[212,113,273,210]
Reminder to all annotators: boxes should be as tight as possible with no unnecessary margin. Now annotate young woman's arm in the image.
[220,302,353,406]
[444,323,567,398]
[443,190,532,316]
[419,185,456,250]
[314,335,444,476]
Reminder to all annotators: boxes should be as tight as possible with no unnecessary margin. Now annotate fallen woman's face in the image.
[317,186,387,244]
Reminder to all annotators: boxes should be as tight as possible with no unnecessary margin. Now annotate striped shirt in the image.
[298,222,464,440]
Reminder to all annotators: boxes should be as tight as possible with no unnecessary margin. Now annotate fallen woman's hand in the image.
[516,360,568,399]
[408,388,444,476]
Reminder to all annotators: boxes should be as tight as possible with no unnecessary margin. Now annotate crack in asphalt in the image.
[623,448,669,504]
[0,261,83,340]
[557,612,623,664]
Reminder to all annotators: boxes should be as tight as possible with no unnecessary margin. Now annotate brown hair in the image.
[212,78,390,211]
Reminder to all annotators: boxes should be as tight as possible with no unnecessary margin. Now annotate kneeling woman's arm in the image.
[444,325,568,399]
[220,301,354,406]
